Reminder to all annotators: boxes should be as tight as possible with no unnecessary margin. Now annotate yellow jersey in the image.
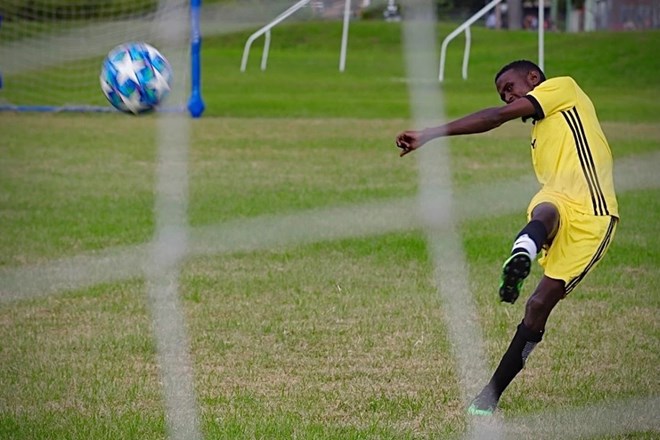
[524,77,618,217]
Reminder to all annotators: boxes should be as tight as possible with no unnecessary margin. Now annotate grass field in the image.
[1,20,659,440]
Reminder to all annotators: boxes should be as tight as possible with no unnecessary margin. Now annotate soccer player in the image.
[395,60,618,415]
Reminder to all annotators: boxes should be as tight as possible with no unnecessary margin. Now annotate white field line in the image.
[145,1,202,438]
[0,150,657,303]
[402,3,498,439]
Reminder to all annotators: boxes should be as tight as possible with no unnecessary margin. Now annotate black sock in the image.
[484,321,544,401]
[512,220,548,256]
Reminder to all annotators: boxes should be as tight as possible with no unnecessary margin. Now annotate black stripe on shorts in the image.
[564,216,617,295]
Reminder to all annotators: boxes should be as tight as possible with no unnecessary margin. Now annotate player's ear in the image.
[528,70,541,86]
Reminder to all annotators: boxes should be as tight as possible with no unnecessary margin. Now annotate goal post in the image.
[187,0,204,117]
[0,0,204,117]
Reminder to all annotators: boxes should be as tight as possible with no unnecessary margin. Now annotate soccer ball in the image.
[100,42,173,114]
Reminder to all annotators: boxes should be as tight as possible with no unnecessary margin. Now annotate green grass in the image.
[1,20,659,440]
[199,22,660,121]
[3,21,660,120]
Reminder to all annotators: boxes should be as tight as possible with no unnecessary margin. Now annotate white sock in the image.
[512,234,538,260]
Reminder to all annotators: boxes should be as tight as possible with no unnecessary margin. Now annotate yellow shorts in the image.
[527,191,618,295]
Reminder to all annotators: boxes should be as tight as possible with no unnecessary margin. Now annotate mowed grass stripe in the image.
[1,149,658,302]
[1,197,657,438]
[1,115,658,265]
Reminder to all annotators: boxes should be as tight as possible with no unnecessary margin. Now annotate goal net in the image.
[0,0,199,113]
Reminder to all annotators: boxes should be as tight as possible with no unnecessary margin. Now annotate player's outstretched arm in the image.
[396,98,536,157]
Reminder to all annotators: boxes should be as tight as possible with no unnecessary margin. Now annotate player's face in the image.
[495,69,534,104]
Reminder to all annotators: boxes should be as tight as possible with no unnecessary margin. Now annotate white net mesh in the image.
[0,0,188,109]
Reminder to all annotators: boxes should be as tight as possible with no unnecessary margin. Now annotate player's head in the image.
[494,60,546,104]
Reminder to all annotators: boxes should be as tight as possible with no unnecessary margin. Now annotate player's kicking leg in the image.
[499,203,558,304]
[468,202,617,415]
[468,203,559,416]
[468,277,565,415]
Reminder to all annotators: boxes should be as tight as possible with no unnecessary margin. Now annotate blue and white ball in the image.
[100,42,173,114]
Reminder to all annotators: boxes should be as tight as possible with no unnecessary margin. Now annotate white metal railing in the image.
[240,0,352,73]
[438,0,503,81]
[339,0,352,72]
[538,0,545,71]
[438,0,546,81]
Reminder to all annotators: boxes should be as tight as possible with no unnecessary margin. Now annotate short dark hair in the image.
[495,60,546,83]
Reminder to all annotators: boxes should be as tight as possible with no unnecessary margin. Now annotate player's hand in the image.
[395,130,425,157]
